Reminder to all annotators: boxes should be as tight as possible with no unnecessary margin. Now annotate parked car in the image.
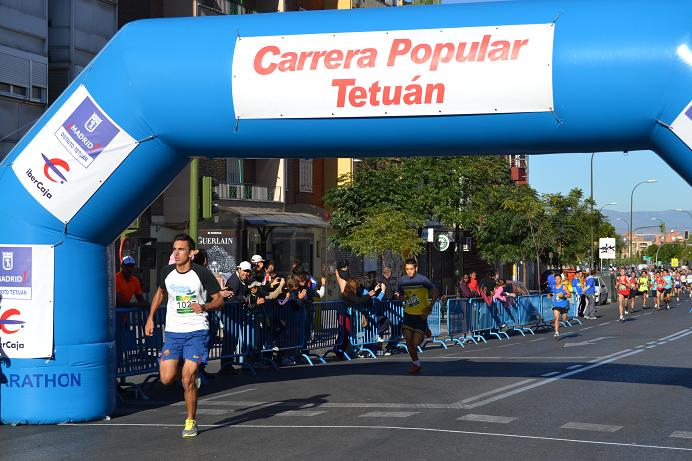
[595,276,609,305]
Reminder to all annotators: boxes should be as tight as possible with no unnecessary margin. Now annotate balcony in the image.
[217,183,282,203]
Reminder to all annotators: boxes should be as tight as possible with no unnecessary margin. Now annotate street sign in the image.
[643,255,651,261]
[424,228,434,243]
[435,234,450,252]
[598,237,616,259]
[671,258,679,267]
[462,236,472,252]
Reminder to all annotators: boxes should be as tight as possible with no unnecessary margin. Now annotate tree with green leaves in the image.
[324,156,514,262]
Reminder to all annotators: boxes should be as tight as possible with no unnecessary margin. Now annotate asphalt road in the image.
[2,297,691,461]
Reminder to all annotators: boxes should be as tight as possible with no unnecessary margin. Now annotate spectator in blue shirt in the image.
[583,269,597,319]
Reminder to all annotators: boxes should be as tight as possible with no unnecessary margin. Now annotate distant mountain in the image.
[603,209,691,236]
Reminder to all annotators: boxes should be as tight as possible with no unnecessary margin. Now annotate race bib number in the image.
[175,294,197,314]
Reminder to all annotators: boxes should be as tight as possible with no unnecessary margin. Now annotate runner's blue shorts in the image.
[161,330,209,364]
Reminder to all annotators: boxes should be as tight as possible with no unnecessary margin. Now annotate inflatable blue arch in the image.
[0,0,690,423]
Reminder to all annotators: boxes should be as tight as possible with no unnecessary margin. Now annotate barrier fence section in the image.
[115,307,165,399]
[539,294,581,327]
[423,300,448,350]
[116,293,585,395]
[469,297,508,341]
[304,301,342,364]
[445,297,472,346]
[515,294,545,333]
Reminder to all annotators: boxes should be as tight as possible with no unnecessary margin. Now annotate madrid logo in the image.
[2,251,12,271]
[85,112,103,133]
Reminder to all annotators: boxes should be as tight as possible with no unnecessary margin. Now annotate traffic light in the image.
[201,176,219,219]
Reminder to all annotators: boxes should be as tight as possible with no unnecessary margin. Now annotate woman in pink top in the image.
[493,279,515,304]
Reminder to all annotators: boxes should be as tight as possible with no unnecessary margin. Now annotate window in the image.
[31,86,46,103]
[299,159,312,193]
[12,86,27,97]
[226,159,243,184]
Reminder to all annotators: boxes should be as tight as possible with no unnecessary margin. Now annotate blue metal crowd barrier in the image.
[514,294,543,334]
[422,300,449,350]
[378,299,409,353]
[540,294,575,328]
[348,301,382,358]
[303,301,341,364]
[209,301,263,374]
[445,298,473,346]
[114,306,165,399]
[118,292,585,392]
[468,297,508,342]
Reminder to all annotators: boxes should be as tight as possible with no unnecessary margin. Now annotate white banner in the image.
[0,244,54,358]
[670,99,692,150]
[598,238,616,260]
[232,24,554,119]
[11,85,138,223]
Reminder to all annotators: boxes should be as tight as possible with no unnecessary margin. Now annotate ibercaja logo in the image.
[0,308,25,335]
[54,96,120,169]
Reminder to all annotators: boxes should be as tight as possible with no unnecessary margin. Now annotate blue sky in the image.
[440,0,691,212]
[528,151,690,213]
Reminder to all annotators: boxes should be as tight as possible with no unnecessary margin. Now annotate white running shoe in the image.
[619,316,624,322]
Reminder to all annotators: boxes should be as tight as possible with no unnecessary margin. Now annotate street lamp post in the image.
[617,217,630,261]
[589,153,595,273]
[629,179,657,265]
[674,208,692,221]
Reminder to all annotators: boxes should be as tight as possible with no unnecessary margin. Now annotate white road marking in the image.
[359,412,418,418]
[198,400,455,409]
[658,329,690,341]
[646,341,658,345]
[566,365,582,370]
[665,331,692,342]
[541,372,560,377]
[581,326,594,331]
[561,422,623,432]
[458,414,517,424]
[457,379,537,404]
[277,411,325,417]
[460,349,644,409]
[201,388,256,401]
[645,345,656,349]
[183,409,230,415]
[58,423,692,452]
[670,431,692,439]
[440,356,595,360]
[587,349,633,363]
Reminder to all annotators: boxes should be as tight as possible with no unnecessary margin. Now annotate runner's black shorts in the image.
[402,313,429,336]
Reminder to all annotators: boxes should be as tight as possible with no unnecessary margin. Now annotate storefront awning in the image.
[219,206,330,228]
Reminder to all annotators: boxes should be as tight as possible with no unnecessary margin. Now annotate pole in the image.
[629,187,634,265]
[189,158,199,242]
[589,153,595,273]
[629,180,656,265]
